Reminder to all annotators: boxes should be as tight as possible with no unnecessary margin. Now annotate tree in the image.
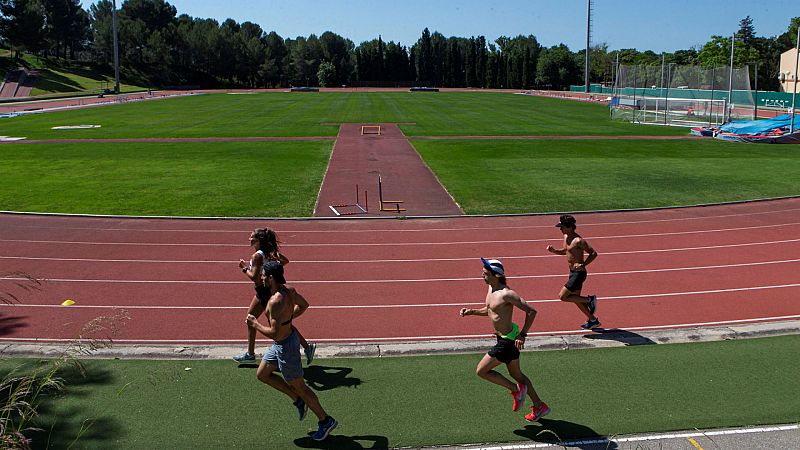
[697,35,758,68]
[738,16,755,43]
[1,0,47,59]
[317,61,335,87]
[535,44,580,90]
[88,0,114,64]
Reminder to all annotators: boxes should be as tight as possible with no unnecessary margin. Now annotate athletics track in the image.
[1,198,799,347]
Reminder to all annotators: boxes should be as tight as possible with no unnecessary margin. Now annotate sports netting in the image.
[610,65,754,127]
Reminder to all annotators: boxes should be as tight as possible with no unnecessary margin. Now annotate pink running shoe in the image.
[525,402,551,422]
[511,383,527,411]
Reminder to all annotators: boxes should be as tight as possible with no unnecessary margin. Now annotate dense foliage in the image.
[0,0,798,91]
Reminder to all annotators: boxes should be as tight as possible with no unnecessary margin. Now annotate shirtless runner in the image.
[246,261,337,441]
[546,214,600,330]
[459,258,550,422]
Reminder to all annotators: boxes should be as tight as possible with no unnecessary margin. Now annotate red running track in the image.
[1,198,800,345]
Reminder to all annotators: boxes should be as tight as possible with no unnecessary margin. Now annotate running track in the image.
[1,198,799,345]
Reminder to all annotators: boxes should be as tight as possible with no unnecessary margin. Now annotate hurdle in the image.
[329,184,368,216]
[377,175,405,212]
[361,125,381,136]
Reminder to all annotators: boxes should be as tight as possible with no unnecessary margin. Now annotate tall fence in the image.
[609,64,754,127]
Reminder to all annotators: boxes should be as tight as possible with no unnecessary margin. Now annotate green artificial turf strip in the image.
[4,335,799,449]
[413,138,800,214]
[0,92,686,140]
[0,141,330,217]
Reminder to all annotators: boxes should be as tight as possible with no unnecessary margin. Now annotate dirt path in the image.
[313,123,464,217]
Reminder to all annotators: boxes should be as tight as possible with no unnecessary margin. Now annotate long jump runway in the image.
[1,198,799,345]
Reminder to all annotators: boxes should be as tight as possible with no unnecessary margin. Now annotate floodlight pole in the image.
[112,0,120,95]
[585,0,591,93]
[791,25,799,134]
[727,34,735,122]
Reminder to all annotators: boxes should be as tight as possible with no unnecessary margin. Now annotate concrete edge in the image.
[1,320,798,361]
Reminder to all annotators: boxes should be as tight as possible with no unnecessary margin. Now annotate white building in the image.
[778,48,799,93]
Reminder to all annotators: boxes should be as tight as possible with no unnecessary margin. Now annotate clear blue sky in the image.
[82,0,796,52]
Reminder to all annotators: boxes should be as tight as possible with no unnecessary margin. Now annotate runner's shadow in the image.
[304,365,362,391]
[514,418,617,449]
[294,433,389,449]
[583,328,657,346]
[236,363,260,369]
[0,315,28,336]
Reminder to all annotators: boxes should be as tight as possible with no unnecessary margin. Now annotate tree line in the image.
[1,0,798,91]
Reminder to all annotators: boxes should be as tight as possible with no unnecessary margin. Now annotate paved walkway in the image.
[314,123,463,217]
[3,319,797,360]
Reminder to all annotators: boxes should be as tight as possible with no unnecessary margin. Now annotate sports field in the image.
[0,91,797,216]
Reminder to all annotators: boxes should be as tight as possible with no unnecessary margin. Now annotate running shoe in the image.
[312,416,338,441]
[294,398,307,421]
[232,351,256,362]
[511,382,528,411]
[305,342,317,365]
[587,295,597,314]
[525,402,551,422]
[580,318,601,330]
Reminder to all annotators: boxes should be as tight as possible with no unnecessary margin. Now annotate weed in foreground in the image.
[0,272,130,448]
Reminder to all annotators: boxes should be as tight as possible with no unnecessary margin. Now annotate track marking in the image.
[2,284,800,309]
[3,237,800,264]
[4,204,800,234]
[688,437,704,449]
[1,316,799,343]
[2,221,799,247]
[3,257,799,284]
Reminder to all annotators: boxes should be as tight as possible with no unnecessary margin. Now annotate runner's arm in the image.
[289,288,309,318]
[247,309,279,339]
[240,251,264,281]
[505,292,537,334]
[460,306,488,316]
[581,240,598,267]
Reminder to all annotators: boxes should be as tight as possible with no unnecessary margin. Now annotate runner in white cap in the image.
[459,258,550,422]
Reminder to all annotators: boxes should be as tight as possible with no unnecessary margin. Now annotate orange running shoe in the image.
[511,383,527,411]
[525,402,551,421]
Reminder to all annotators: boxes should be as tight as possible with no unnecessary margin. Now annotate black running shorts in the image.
[488,336,520,364]
[564,269,587,292]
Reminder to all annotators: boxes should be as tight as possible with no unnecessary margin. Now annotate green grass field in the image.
[0,92,686,140]
[6,335,799,449]
[413,138,800,214]
[0,141,331,216]
[0,91,796,216]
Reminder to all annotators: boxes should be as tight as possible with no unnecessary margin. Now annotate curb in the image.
[2,320,798,360]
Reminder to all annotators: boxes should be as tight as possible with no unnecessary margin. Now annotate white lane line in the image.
[468,424,800,450]
[1,316,799,343]
[1,222,800,248]
[2,237,800,264]
[5,205,800,234]
[2,284,800,309]
[3,258,799,284]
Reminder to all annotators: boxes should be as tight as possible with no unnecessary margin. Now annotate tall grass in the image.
[0,271,129,448]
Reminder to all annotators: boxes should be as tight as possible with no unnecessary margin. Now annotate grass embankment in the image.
[5,335,799,449]
[0,141,331,217]
[1,51,146,97]
[414,138,800,214]
[0,92,686,140]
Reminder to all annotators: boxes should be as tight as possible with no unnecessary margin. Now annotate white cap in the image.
[481,258,505,276]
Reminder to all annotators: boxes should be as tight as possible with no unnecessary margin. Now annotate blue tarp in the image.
[718,114,799,135]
